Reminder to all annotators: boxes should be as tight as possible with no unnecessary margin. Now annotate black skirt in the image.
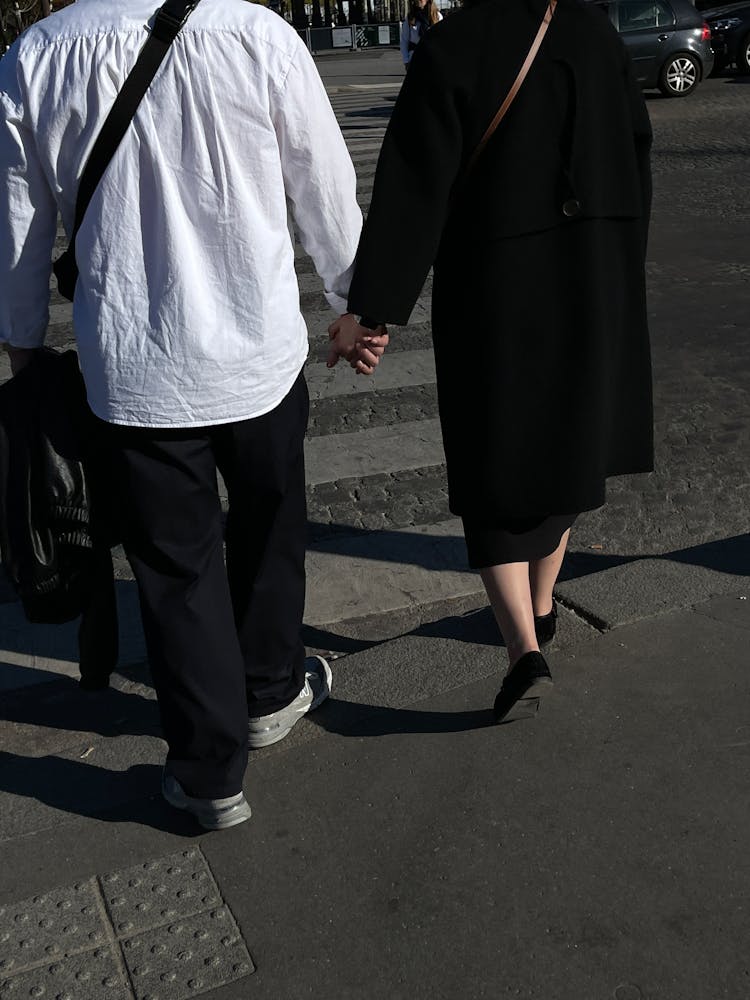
[462,513,578,569]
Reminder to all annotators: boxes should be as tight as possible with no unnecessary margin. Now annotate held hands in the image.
[327,314,389,375]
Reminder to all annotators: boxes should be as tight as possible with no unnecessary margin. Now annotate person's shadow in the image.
[0,753,200,835]
[311,698,495,739]
[0,697,497,833]
[0,663,195,833]
[0,664,160,739]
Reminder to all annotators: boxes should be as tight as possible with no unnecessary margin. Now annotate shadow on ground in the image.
[310,698,494,738]
[0,753,201,834]
[0,667,159,737]
[344,105,395,118]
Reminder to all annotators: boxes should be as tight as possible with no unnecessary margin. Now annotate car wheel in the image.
[658,52,700,96]
[737,32,750,74]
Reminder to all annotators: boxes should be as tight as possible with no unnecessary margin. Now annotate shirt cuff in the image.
[358,316,381,330]
[324,291,350,315]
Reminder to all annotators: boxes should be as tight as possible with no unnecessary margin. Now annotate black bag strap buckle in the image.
[152,0,197,43]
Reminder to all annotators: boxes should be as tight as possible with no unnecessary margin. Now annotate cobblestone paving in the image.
[308,464,450,540]
[308,382,438,437]
[647,77,750,220]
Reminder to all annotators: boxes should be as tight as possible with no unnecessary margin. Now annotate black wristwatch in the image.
[358,316,381,330]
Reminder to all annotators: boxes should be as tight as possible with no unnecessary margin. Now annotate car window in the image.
[617,0,675,29]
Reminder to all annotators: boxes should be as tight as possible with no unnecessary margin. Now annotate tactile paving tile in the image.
[0,944,130,1000]
[121,906,255,1000]
[0,880,107,976]
[100,850,222,938]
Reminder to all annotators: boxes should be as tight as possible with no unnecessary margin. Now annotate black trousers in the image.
[77,546,119,690]
[104,372,309,798]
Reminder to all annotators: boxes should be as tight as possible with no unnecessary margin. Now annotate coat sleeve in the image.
[347,37,464,326]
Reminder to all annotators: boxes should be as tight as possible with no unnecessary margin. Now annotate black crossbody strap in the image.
[54,0,201,299]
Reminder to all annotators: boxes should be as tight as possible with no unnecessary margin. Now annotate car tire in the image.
[737,32,750,74]
[658,52,701,96]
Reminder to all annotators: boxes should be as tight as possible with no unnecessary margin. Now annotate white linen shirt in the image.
[0,0,362,426]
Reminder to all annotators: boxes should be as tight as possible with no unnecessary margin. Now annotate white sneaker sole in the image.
[247,655,332,749]
[162,773,252,830]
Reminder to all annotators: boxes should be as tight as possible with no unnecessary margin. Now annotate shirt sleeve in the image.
[0,53,57,348]
[270,40,362,316]
[347,35,464,325]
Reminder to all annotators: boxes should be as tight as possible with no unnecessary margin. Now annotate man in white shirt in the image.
[0,0,385,829]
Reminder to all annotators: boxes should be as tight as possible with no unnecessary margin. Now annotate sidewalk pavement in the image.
[1,585,748,999]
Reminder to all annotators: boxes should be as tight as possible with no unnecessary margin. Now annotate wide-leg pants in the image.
[104,372,309,798]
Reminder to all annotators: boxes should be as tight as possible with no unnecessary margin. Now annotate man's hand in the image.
[327,314,389,375]
[4,346,36,376]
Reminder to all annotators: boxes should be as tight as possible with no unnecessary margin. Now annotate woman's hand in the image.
[327,314,389,375]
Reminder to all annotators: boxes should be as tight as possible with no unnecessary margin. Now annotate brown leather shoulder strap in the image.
[465,0,557,174]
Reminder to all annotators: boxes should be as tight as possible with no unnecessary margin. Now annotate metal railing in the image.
[1,2,400,58]
[298,21,400,51]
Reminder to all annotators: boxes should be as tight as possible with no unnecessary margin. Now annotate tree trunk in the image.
[311,0,323,27]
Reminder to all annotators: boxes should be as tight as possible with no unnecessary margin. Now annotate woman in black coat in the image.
[329,0,654,721]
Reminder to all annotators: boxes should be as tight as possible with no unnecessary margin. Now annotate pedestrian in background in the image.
[333,0,653,722]
[400,0,443,69]
[0,0,384,830]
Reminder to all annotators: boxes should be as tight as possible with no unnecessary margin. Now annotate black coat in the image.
[348,0,654,519]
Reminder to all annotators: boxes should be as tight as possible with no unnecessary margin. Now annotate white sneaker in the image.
[161,771,252,830]
[247,655,332,749]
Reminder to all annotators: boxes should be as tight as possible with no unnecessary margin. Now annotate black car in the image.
[703,2,750,72]
[590,0,715,96]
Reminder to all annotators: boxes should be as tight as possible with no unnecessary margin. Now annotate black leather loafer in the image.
[534,600,557,646]
[493,651,553,723]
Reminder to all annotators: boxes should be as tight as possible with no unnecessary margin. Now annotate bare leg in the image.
[480,562,539,668]
[529,528,571,617]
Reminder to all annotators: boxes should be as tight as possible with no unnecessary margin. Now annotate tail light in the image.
[701,22,711,40]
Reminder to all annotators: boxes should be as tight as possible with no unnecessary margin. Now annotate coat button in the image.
[563,198,581,218]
